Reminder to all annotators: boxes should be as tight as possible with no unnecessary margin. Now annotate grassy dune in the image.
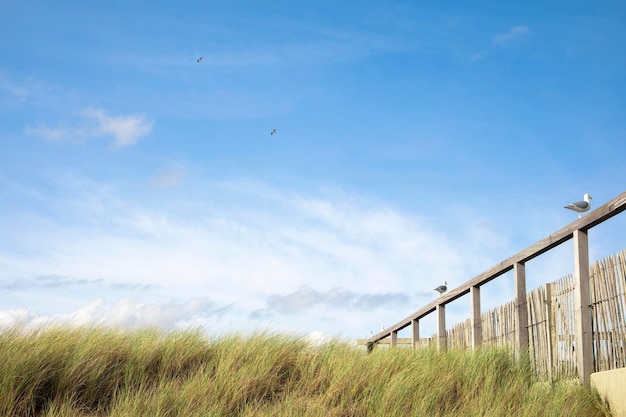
[0,327,611,416]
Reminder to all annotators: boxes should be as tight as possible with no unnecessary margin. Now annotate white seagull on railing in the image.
[564,193,592,218]
[434,280,447,295]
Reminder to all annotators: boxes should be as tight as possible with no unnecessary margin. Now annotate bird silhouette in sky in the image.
[197,56,203,63]
[270,129,276,135]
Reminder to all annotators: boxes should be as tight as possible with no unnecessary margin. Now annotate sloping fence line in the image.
[439,250,626,379]
[362,249,626,381]
[365,191,626,384]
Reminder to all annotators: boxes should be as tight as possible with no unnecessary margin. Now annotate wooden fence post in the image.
[412,318,419,350]
[574,228,593,384]
[471,286,482,349]
[437,303,447,350]
[515,262,529,355]
[391,330,398,349]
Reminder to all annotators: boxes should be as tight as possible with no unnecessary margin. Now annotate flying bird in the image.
[564,193,592,218]
[270,129,276,135]
[197,56,203,63]
[434,280,448,295]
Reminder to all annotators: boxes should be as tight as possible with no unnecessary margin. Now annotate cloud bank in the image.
[255,285,420,315]
[0,175,519,337]
[0,297,225,330]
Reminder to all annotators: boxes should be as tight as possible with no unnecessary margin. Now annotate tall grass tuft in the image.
[0,326,612,416]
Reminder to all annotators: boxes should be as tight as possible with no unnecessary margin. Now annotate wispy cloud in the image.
[25,108,153,148]
[151,166,187,189]
[493,26,530,46]
[83,108,153,148]
[1,275,155,292]
[0,74,33,101]
[470,25,531,61]
[0,174,519,337]
[2,275,102,290]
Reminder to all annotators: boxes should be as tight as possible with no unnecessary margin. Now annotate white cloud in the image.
[25,108,152,148]
[0,76,32,101]
[151,166,187,189]
[258,285,420,315]
[493,26,530,46]
[306,331,333,347]
[82,108,152,148]
[0,297,223,331]
[0,308,39,329]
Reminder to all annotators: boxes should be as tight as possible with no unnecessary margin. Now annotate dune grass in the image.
[0,326,612,416]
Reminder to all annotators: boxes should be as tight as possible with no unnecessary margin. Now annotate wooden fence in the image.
[365,191,626,384]
[433,250,626,379]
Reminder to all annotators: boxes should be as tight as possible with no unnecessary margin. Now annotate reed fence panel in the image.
[441,249,625,379]
[527,284,551,378]
[368,248,626,380]
[590,251,626,372]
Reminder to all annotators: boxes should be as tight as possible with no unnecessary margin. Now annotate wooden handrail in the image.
[368,191,626,344]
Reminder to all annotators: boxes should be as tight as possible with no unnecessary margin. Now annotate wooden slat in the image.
[546,283,555,380]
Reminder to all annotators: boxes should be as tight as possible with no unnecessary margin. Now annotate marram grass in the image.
[0,326,612,417]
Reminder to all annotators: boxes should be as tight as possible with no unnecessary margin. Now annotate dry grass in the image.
[0,326,612,416]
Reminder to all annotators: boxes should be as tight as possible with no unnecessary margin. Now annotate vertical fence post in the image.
[412,318,419,350]
[437,303,447,350]
[471,286,482,349]
[391,330,398,349]
[574,228,593,384]
[515,262,529,355]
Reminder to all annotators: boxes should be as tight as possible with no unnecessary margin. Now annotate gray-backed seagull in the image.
[564,193,592,218]
[434,280,447,295]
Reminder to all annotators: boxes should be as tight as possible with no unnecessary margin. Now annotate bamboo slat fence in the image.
[591,251,626,372]
[426,250,626,379]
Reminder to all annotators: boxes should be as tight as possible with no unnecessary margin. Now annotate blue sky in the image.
[1,1,625,341]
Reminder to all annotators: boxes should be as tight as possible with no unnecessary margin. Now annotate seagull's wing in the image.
[574,201,590,210]
[564,201,590,211]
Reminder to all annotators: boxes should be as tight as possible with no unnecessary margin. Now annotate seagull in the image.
[564,193,592,218]
[270,129,276,135]
[197,56,203,63]
[434,280,447,295]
